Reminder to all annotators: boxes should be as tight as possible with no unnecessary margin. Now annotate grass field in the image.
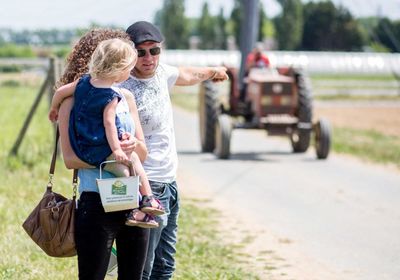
[330,127,400,166]
[0,78,259,279]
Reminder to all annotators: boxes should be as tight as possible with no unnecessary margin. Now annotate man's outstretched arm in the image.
[175,66,229,86]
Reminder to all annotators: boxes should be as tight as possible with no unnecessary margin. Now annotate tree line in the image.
[157,0,400,52]
[0,0,399,57]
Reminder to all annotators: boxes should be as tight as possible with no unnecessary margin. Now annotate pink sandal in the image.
[140,195,165,216]
[125,209,158,228]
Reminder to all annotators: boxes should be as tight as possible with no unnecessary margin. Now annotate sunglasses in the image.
[137,47,161,58]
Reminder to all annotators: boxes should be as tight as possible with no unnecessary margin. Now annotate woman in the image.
[56,28,149,280]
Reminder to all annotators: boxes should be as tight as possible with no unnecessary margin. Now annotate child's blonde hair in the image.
[88,38,137,80]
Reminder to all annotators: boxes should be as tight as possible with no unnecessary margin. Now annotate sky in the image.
[0,0,398,30]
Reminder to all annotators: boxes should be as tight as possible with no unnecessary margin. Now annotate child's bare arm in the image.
[104,98,128,162]
[49,80,78,122]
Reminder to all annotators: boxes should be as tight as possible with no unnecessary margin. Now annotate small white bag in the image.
[96,160,139,212]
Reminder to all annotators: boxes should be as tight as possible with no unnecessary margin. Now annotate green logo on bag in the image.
[111,180,127,195]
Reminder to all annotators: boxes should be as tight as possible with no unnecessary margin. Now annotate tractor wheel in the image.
[291,69,313,153]
[315,118,331,159]
[199,80,219,152]
[214,114,232,159]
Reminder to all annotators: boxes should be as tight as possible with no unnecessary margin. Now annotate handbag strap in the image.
[47,126,78,200]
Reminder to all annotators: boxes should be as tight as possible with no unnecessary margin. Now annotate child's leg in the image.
[129,152,165,216]
[129,152,152,195]
[103,155,130,177]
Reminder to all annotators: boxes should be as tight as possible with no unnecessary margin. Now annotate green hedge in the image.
[0,44,35,58]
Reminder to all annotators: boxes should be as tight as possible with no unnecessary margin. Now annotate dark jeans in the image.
[142,181,180,280]
[75,192,149,280]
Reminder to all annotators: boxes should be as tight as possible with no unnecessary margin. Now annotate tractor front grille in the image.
[262,82,296,115]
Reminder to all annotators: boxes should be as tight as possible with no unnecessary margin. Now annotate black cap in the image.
[126,21,164,46]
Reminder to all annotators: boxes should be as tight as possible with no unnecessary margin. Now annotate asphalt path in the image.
[174,106,400,280]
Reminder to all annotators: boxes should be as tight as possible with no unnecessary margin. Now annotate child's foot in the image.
[125,209,158,228]
[140,195,165,216]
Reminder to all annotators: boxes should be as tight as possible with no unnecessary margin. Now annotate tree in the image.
[374,18,400,52]
[302,2,336,50]
[229,0,243,48]
[158,0,189,49]
[302,2,364,51]
[215,7,227,49]
[153,10,163,28]
[331,6,364,51]
[258,3,267,42]
[198,2,216,49]
[274,0,303,50]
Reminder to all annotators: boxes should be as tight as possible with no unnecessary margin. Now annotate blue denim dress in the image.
[78,94,135,193]
[69,74,133,167]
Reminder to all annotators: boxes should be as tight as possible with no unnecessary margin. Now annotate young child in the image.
[49,38,164,228]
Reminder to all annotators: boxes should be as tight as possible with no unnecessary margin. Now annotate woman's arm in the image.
[58,97,94,169]
[121,88,148,162]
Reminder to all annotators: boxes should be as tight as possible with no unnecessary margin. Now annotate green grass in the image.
[171,92,198,112]
[310,73,397,81]
[315,94,400,101]
[332,127,400,167]
[0,85,77,279]
[0,78,259,279]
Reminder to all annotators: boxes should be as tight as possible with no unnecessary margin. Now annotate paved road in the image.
[174,107,400,280]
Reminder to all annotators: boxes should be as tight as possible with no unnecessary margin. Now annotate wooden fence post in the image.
[9,57,54,156]
[46,57,58,155]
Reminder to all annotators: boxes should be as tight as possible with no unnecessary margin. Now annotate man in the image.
[120,21,228,280]
[245,43,270,71]
[240,43,271,101]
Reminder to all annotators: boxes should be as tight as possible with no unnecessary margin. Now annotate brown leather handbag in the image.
[22,128,78,257]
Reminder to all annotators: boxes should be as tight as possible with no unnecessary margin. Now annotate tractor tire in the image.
[315,118,331,159]
[214,114,232,159]
[199,80,219,152]
[291,69,313,153]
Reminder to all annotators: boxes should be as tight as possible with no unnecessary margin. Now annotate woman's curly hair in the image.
[56,28,131,89]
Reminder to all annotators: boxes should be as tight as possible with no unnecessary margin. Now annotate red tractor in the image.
[198,66,331,159]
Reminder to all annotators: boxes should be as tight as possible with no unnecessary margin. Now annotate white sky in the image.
[0,0,398,30]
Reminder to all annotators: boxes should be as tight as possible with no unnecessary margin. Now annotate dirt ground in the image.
[313,100,400,137]
[178,100,400,280]
[179,171,339,280]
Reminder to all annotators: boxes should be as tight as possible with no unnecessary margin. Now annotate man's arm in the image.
[175,66,228,86]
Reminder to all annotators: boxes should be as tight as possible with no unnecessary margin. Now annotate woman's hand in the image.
[120,132,147,163]
[120,132,136,154]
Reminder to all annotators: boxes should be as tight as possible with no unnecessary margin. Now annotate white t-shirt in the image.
[119,63,179,183]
